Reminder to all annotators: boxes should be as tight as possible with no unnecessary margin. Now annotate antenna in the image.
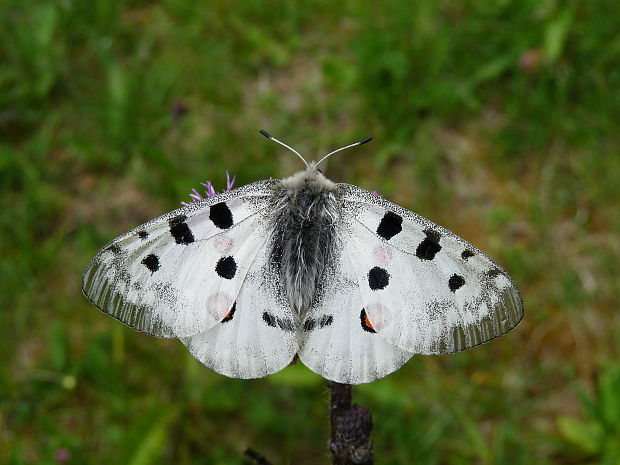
[259,130,308,167]
[315,137,372,167]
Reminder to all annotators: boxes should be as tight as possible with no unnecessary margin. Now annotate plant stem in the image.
[244,447,273,465]
[328,382,373,465]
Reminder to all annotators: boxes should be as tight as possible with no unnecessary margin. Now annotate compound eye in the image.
[317,168,323,174]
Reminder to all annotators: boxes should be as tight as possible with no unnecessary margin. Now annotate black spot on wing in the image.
[278,317,294,331]
[137,230,148,240]
[425,229,441,243]
[263,312,276,327]
[416,229,442,260]
[303,314,334,332]
[368,266,390,290]
[107,244,121,254]
[221,302,236,323]
[215,256,237,279]
[487,268,502,278]
[210,202,233,229]
[262,312,294,331]
[377,211,403,240]
[461,249,475,260]
[141,254,160,272]
[319,314,333,328]
[360,309,376,333]
[169,215,195,245]
[448,274,465,292]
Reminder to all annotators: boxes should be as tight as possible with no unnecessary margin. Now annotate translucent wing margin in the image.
[337,183,524,355]
[82,180,276,338]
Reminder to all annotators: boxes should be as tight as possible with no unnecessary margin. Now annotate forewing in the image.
[82,181,275,338]
[181,227,298,379]
[338,184,523,355]
[299,237,412,385]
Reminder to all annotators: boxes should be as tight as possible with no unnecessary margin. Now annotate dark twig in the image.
[244,447,273,465]
[329,382,373,465]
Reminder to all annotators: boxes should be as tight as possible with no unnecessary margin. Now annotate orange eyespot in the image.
[360,309,376,333]
[220,302,237,323]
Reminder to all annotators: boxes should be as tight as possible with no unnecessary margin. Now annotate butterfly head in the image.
[281,161,336,190]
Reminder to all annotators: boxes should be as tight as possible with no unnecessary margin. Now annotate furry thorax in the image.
[271,165,341,325]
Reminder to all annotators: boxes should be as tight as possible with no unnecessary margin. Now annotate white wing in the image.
[337,184,523,356]
[298,239,412,384]
[181,226,297,379]
[82,180,277,338]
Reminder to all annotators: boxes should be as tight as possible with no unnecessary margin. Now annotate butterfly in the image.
[82,131,523,384]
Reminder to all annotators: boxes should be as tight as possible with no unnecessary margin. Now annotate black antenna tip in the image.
[358,137,373,145]
[259,129,272,139]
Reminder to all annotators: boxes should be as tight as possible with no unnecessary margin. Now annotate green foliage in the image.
[558,363,620,464]
[2,0,620,463]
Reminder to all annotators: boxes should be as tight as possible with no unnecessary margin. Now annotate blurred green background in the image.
[2,0,620,463]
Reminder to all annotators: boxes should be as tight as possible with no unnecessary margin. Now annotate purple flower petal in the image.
[54,448,71,463]
[182,173,238,205]
[225,171,236,191]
